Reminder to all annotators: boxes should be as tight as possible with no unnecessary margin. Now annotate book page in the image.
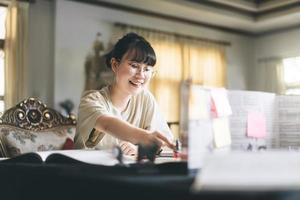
[37,149,136,166]
[37,149,180,166]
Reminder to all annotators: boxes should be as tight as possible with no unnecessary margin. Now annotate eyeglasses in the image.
[115,59,157,77]
[129,63,156,78]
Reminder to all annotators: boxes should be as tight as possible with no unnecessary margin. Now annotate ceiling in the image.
[77,0,300,36]
[183,0,300,34]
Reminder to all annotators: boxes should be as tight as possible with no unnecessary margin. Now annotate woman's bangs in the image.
[126,43,156,66]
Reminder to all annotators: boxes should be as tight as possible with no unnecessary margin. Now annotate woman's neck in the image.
[109,84,131,112]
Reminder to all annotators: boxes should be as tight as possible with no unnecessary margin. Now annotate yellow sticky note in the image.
[213,117,231,148]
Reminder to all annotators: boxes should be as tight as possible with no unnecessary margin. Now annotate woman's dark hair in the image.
[105,32,156,68]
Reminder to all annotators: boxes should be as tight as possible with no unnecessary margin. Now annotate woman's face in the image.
[111,52,154,95]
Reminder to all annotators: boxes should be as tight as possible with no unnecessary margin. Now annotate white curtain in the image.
[254,58,285,94]
[4,0,29,109]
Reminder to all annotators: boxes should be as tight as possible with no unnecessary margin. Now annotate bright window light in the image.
[285,89,300,95]
[0,50,4,96]
[0,6,6,113]
[283,57,300,84]
[0,6,7,39]
[283,57,300,95]
[0,101,3,115]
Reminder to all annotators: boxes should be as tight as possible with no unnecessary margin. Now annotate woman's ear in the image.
[111,58,119,73]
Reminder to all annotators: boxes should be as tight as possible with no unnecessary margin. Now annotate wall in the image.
[255,28,300,60]
[28,0,54,106]
[54,0,255,113]
[28,0,255,113]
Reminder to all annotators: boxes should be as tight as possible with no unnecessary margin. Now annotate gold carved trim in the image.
[0,98,76,131]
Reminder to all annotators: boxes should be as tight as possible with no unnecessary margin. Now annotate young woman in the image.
[75,33,174,155]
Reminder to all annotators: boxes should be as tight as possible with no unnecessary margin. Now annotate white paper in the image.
[188,120,214,169]
[182,85,300,172]
[211,88,232,117]
[192,151,300,191]
[227,90,277,150]
[277,95,300,149]
[189,85,210,120]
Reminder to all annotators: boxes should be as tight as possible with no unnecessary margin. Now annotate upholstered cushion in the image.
[0,125,76,157]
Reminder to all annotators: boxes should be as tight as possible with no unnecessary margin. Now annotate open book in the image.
[0,149,182,166]
[1,149,136,166]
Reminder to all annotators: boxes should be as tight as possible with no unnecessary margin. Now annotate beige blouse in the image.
[74,86,173,149]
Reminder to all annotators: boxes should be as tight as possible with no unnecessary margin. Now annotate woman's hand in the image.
[142,131,176,151]
[95,115,175,152]
[119,141,137,156]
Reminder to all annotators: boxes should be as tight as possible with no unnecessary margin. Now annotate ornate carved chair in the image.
[0,98,76,157]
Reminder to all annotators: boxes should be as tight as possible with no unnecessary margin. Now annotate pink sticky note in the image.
[247,111,266,138]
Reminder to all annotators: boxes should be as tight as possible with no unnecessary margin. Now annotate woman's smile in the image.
[129,79,145,88]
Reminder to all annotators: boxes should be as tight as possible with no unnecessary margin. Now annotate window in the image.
[283,57,300,95]
[0,6,7,114]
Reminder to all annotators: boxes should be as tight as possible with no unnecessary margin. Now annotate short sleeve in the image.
[143,91,174,141]
[75,90,111,148]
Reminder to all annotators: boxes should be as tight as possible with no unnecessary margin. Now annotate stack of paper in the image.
[192,151,300,191]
